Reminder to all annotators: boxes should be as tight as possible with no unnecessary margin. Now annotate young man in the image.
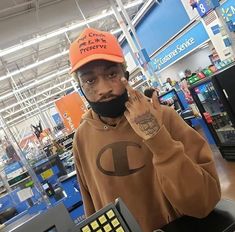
[69,28,221,232]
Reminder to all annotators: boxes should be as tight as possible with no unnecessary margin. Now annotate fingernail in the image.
[121,77,126,82]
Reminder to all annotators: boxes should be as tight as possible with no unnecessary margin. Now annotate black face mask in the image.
[80,71,129,118]
[81,89,128,118]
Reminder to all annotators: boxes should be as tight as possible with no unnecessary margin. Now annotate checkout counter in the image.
[2,198,235,232]
[161,199,235,232]
[0,154,84,227]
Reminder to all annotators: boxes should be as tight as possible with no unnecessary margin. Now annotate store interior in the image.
[0,0,235,231]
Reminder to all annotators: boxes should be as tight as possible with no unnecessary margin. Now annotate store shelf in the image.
[7,170,28,182]
[9,176,31,188]
[211,112,222,117]
[216,126,235,132]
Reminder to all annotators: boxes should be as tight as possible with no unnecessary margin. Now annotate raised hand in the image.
[121,77,163,140]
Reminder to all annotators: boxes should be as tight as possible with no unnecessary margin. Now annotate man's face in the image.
[76,60,126,102]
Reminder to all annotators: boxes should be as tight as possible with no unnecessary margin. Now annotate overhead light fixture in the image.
[0,26,122,83]
[4,86,73,119]
[0,67,71,101]
[0,50,69,82]
[7,99,58,124]
[111,28,122,34]
[0,78,73,113]
[0,0,143,57]
[15,67,71,93]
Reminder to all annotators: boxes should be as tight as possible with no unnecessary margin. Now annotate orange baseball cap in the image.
[69,28,125,73]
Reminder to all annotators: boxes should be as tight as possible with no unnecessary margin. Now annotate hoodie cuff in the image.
[143,125,180,163]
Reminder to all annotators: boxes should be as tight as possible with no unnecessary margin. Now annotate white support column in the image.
[115,0,160,86]
[110,0,156,87]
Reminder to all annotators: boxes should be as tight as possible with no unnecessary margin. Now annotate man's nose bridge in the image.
[97,76,112,94]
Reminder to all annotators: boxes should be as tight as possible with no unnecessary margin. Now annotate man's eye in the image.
[86,79,95,85]
[108,72,118,78]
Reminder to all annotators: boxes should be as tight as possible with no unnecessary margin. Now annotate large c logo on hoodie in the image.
[96,141,145,176]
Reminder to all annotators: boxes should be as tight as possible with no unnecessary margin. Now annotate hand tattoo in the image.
[134,112,160,136]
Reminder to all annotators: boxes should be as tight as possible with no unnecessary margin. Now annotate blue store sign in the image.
[151,22,209,72]
[52,113,63,125]
[195,0,220,17]
[220,0,235,23]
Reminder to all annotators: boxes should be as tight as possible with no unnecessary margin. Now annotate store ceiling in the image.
[0,0,150,128]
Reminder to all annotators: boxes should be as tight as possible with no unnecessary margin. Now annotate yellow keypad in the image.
[103,223,112,232]
[116,226,125,232]
[106,209,115,219]
[90,220,99,230]
[111,218,120,228]
[98,215,107,224]
[81,225,91,232]
[78,207,128,232]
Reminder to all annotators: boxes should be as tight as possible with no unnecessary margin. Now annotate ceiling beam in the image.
[0,50,69,82]
[0,67,70,101]
[0,0,143,57]
[0,1,34,14]
[0,78,73,113]
[4,85,74,119]
[8,102,56,127]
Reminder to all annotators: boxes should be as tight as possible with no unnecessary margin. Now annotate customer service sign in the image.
[151,22,209,72]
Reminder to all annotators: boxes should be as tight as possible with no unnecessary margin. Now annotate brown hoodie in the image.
[73,105,221,232]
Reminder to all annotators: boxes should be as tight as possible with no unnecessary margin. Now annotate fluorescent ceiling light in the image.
[0,78,73,113]
[0,50,69,82]
[8,104,55,127]
[15,67,71,93]
[7,99,58,124]
[0,67,70,101]
[0,0,143,57]
[0,27,122,82]
[111,28,122,34]
[4,86,73,119]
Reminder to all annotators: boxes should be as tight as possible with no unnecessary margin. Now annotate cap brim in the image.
[70,54,124,74]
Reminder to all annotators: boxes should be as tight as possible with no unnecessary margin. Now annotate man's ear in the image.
[124,71,129,81]
[71,72,81,86]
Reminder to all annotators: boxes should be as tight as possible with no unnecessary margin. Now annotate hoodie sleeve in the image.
[73,133,95,217]
[144,106,221,218]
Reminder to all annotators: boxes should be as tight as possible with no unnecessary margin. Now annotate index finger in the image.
[121,77,135,94]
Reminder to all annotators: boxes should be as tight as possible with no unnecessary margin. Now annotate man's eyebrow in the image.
[104,64,119,71]
[78,64,119,77]
[79,71,93,78]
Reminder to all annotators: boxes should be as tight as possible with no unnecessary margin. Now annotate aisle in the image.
[212,145,235,201]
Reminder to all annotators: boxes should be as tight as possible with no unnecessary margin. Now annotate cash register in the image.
[2,203,75,232]
[71,198,142,232]
[5,198,235,232]
[5,198,142,232]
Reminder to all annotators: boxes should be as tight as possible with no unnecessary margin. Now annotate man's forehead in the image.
[77,60,120,74]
